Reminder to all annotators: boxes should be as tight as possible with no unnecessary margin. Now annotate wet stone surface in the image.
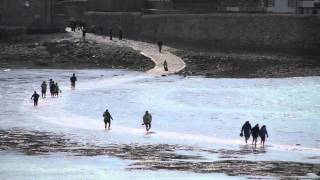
[0,129,204,160]
[128,160,320,178]
[1,129,319,178]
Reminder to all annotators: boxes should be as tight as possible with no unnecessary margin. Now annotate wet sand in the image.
[1,129,319,178]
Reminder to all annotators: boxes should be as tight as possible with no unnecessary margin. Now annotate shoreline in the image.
[1,33,320,78]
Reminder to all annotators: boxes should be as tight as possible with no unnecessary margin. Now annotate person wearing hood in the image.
[240,121,252,144]
[259,125,269,147]
[31,91,40,106]
[70,73,77,90]
[251,124,260,147]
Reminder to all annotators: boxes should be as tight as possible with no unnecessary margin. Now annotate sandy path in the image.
[71,32,185,75]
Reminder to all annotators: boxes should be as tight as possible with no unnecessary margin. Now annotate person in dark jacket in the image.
[103,109,113,130]
[251,124,260,147]
[163,60,168,71]
[41,81,47,98]
[240,121,251,144]
[109,29,113,40]
[82,27,86,41]
[70,73,77,90]
[158,41,163,53]
[142,111,152,134]
[54,83,60,97]
[49,79,55,97]
[259,125,269,147]
[31,91,40,106]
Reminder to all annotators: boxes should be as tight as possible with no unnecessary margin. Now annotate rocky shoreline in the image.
[173,50,320,78]
[1,33,320,78]
[0,33,154,71]
[1,129,319,179]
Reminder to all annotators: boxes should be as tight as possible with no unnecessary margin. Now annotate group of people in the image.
[240,121,269,147]
[90,25,123,41]
[69,20,86,33]
[31,73,77,106]
[103,109,152,134]
[48,79,61,97]
[31,80,61,106]
[31,72,273,140]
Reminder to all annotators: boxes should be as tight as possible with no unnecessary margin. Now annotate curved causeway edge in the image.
[71,32,186,76]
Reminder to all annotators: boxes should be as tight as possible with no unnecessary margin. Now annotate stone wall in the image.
[0,25,26,41]
[54,1,89,27]
[85,12,320,55]
[147,0,174,10]
[147,0,266,13]
[88,0,146,12]
[0,0,53,27]
[0,0,146,29]
[53,0,146,27]
[85,12,142,36]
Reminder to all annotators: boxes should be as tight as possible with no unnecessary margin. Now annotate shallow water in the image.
[0,69,320,179]
[1,152,243,180]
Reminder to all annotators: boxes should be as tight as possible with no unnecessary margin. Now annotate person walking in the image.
[251,124,260,147]
[49,80,55,97]
[54,82,60,97]
[31,91,40,106]
[70,73,77,90]
[240,121,252,144]
[109,29,113,40]
[142,111,152,134]
[158,41,163,53]
[103,109,113,130]
[259,125,269,147]
[163,60,168,71]
[41,81,47,98]
[82,27,86,41]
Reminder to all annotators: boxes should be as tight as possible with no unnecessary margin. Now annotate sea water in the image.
[0,69,319,179]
